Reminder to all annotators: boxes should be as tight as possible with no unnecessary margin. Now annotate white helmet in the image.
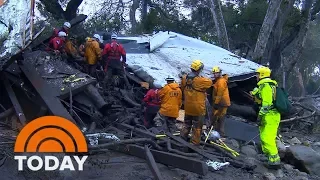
[165,76,175,82]
[63,22,71,29]
[111,34,117,39]
[58,31,67,37]
[93,34,100,40]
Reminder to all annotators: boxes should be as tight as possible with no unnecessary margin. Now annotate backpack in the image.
[272,85,292,115]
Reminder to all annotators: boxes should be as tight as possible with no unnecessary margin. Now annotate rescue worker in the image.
[180,60,213,145]
[79,37,90,57]
[252,66,281,169]
[65,36,79,59]
[52,22,71,39]
[211,66,231,137]
[65,36,84,70]
[142,83,162,128]
[48,31,67,54]
[102,34,129,88]
[154,77,182,132]
[84,34,101,77]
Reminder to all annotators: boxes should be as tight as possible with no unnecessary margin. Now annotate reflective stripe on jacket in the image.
[255,78,278,116]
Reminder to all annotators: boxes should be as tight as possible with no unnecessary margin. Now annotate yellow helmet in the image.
[191,60,204,71]
[212,66,221,73]
[85,37,90,41]
[256,66,271,79]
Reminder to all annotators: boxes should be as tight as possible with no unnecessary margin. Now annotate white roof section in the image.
[0,0,28,57]
[125,31,260,86]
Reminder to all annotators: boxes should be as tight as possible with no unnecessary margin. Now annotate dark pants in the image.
[180,115,204,145]
[86,64,97,78]
[153,112,177,133]
[104,60,130,88]
[144,105,160,128]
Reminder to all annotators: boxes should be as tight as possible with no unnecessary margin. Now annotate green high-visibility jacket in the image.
[255,78,278,117]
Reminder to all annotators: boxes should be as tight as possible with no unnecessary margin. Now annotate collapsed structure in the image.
[1,6,319,178]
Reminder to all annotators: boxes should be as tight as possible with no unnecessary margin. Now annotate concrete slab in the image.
[287,145,320,176]
[224,117,260,144]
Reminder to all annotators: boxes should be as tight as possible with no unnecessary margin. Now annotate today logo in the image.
[14,116,88,171]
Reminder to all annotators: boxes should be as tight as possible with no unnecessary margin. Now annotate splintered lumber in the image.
[109,144,208,175]
[85,84,107,109]
[166,133,219,161]
[116,123,157,139]
[19,63,75,123]
[166,133,256,170]
[89,138,163,150]
[144,145,163,180]
[2,74,26,125]
[0,107,14,120]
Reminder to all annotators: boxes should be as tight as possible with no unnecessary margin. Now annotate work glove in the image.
[213,104,220,110]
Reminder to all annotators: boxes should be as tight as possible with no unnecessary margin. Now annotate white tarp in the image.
[125,31,260,86]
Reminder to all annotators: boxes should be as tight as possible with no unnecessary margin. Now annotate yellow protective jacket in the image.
[254,78,278,116]
[159,83,182,118]
[84,39,101,65]
[65,40,78,58]
[181,72,213,116]
[212,74,231,107]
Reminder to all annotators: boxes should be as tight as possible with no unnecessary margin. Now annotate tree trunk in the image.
[39,0,65,19]
[284,0,314,74]
[251,0,283,62]
[208,0,230,50]
[141,0,149,22]
[64,0,84,20]
[130,0,141,34]
[294,68,306,97]
[39,0,83,20]
[268,0,295,77]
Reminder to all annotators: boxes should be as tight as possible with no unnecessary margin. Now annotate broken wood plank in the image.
[89,138,163,150]
[166,133,219,162]
[116,123,157,139]
[19,64,75,124]
[144,145,163,180]
[0,107,14,120]
[2,74,27,125]
[110,144,208,176]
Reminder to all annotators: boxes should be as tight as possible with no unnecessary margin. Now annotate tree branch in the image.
[311,0,320,21]
[64,0,84,20]
[39,0,65,19]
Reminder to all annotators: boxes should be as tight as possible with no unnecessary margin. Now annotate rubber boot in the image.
[266,154,281,169]
[180,126,191,141]
[191,128,202,146]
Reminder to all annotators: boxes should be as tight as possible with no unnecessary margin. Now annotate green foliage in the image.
[84,13,126,34]
[299,21,320,94]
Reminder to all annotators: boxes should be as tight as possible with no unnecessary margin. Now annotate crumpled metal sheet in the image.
[85,133,120,146]
[206,160,230,171]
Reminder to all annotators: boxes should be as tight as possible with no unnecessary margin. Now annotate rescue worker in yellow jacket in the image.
[180,60,213,145]
[211,66,231,137]
[252,66,281,168]
[84,34,101,77]
[154,77,182,132]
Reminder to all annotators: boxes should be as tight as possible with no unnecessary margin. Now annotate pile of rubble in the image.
[0,17,320,179]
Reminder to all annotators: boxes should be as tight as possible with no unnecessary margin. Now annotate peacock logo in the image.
[14,116,88,171]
